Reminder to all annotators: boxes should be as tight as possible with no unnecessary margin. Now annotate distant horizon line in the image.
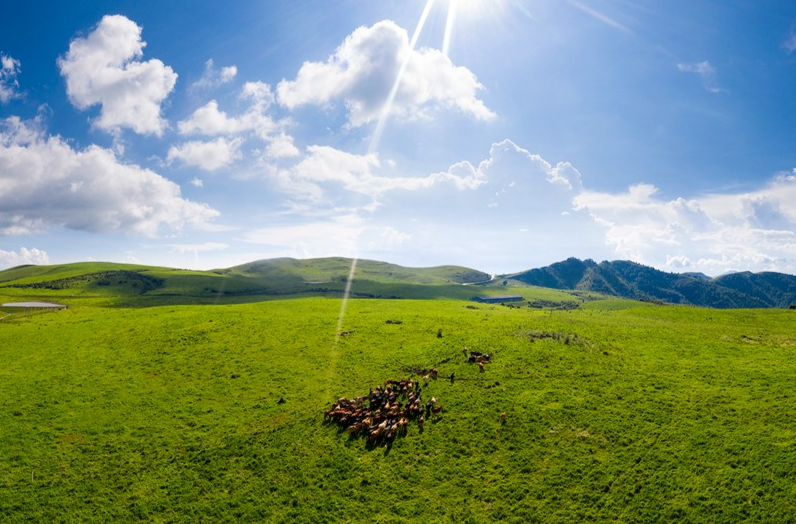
[2,255,791,280]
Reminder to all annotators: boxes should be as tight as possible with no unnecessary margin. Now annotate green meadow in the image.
[2,285,796,522]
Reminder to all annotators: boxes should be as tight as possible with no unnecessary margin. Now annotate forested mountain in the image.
[506,258,796,308]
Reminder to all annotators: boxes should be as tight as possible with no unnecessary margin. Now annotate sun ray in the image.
[334,256,358,345]
[442,0,457,57]
[368,0,437,154]
[562,0,632,34]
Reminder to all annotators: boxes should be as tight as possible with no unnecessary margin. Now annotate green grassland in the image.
[0,259,576,307]
[2,289,796,522]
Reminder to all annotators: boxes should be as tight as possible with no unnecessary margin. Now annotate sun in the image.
[443,0,507,56]
[449,0,494,15]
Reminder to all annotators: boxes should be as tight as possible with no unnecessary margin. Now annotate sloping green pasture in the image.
[1,299,795,522]
[0,260,577,307]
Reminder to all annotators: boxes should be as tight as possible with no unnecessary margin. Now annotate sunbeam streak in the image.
[334,257,359,347]
[368,0,437,154]
[442,0,457,57]
[562,0,632,34]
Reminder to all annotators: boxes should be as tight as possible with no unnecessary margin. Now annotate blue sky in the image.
[3,0,796,275]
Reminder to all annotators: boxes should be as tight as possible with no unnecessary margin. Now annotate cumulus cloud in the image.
[190,58,237,91]
[0,117,218,235]
[0,54,22,103]
[178,98,277,139]
[265,132,300,159]
[0,246,49,268]
[259,138,796,274]
[167,137,242,171]
[254,139,603,271]
[281,143,488,203]
[283,139,582,210]
[276,20,495,127]
[179,82,277,137]
[57,15,177,136]
[176,81,295,170]
[574,173,796,274]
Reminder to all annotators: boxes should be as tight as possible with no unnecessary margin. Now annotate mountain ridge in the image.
[504,257,796,309]
[2,256,796,309]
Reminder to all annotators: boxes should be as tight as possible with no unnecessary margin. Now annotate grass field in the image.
[0,259,584,308]
[2,294,796,522]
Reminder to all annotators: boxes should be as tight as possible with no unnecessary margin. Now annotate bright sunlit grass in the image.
[2,298,796,521]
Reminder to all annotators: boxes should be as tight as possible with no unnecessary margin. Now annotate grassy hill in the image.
[230,257,492,285]
[2,296,795,522]
[6,257,796,309]
[0,258,504,307]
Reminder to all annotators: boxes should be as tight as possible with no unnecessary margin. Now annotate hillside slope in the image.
[5,256,795,309]
[228,257,491,285]
[0,258,502,306]
[506,258,796,308]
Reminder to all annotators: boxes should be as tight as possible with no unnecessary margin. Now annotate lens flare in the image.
[368,0,437,154]
[334,256,359,346]
[442,0,457,57]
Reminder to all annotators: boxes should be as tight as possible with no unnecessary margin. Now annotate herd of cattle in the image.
[324,347,496,445]
[465,346,491,372]
[323,376,442,445]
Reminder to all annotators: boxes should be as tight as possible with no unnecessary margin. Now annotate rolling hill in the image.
[0,258,516,307]
[3,255,796,309]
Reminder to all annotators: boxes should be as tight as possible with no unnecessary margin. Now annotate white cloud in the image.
[0,117,218,235]
[178,100,239,135]
[276,20,495,127]
[179,82,277,137]
[190,177,204,188]
[167,137,242,171]
[191,58,237,91]
[221,66,238,83]
[257,138,796,275]
[0,246,49,269]
[177,98,278,140]
[254,139,604,272]
[281,144,488,203]
[677,61,713,76]
[282,139,583,212]
[241,81,275,107]
[265,132,300,159]
[677,61,723,93]
[0,54,22,103]
[177,82,288,170]
[57,15,177,136]
[574,173,796,275]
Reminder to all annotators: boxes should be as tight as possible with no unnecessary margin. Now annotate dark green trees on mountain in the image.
[506,258,796,309]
